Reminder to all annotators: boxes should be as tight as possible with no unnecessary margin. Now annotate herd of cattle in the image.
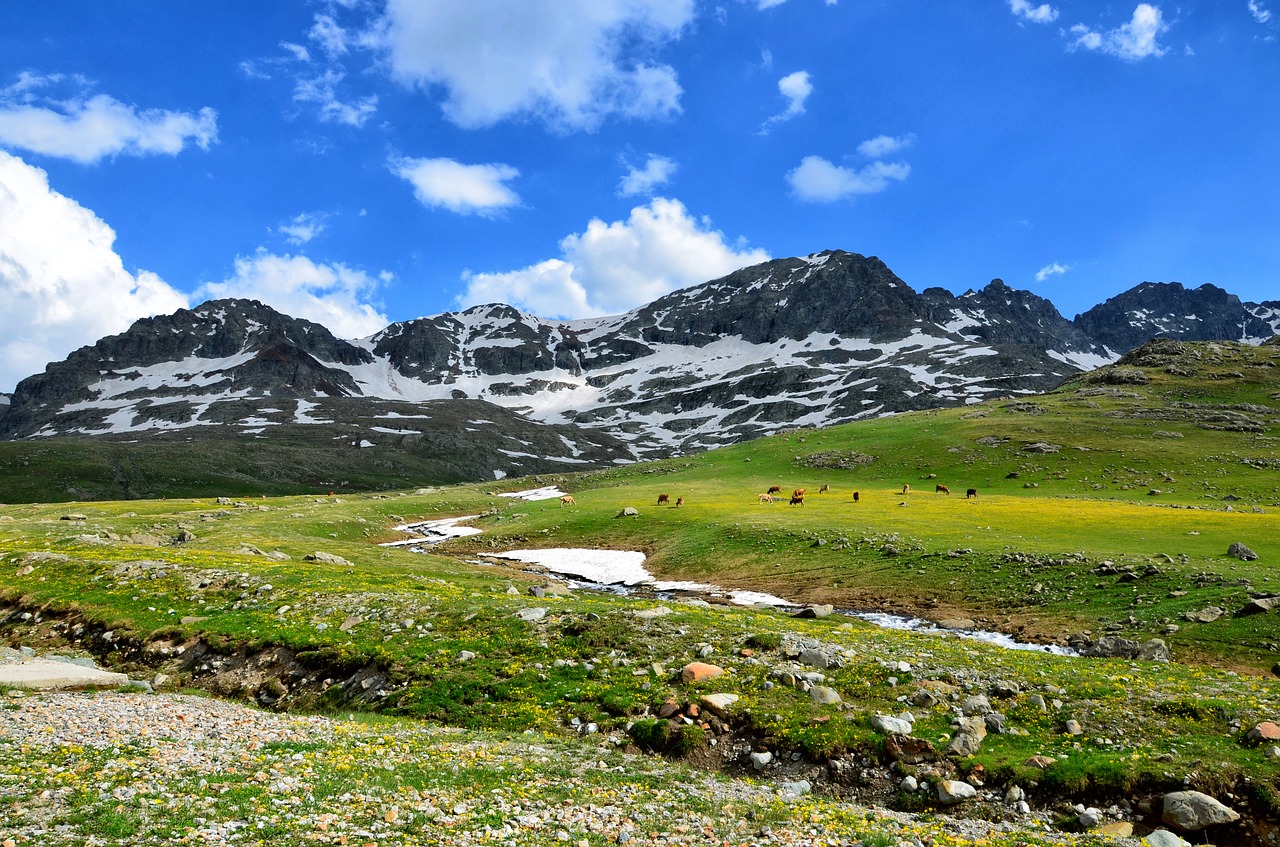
[559,484,977,508]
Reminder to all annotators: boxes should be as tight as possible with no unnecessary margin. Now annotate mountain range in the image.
[2,251,1277,481]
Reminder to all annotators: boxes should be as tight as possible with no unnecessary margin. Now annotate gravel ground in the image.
[0,690,1134,847]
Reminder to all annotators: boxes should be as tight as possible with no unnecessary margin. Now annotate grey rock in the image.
[792,604,834,618]
[936,779,977,805]
[809,686,842,705]
[960,694,992,715]
[699,693,739,719]
[899,775,918,791]
[778,780,811,797]
[457,651,476,662]
[615,507,640,518]
[1138,638,1172,662]
[516,607,548,622]
[797,648,831,669]
[1077,807,1102,829]
[1161,790,1240,831]
[1228,541,1259,561]
[1142,831,1191,847]
[749,751,773,770]
[1183,606,1225,623]
[871,714,912,735]
[304,551,353,567]
[1064,719,1084,735]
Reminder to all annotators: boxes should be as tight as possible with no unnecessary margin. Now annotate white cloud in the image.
[1009,0,1059,24]
[0,78,217,165]
[1249,1,1273,24]
[458,197,769,318]
[373,0,692,130]
[757,0,838,6]
[618,154,677,196]
[309,14,351,59]
[277,212,328,245]
[787,156,910,202]
[856,133,915,158]
[761,71,813,131]
[1068,4,1169,61]
[1035,262,1071,282]
[391,156,521,216]
[0,151,189,391]
[293,70,378,127]
[195,252,390,339]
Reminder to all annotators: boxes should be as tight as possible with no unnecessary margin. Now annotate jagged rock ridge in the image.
[3,251,1278,472]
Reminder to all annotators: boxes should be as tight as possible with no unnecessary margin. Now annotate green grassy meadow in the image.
[2,339,1279,841]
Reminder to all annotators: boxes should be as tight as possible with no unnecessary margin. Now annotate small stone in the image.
[1077,807,1102,828]
[699,693,739,719]
[1064,719,1083,735]
[899,775,918,791]
[458,651,476,663]
[749,751,773,770]
[516,607,548,622]
[871,714,912,735]
[680,662,724,683]
[936,779,977,805]
[1142,831,1191,847]
[809,686,842,705]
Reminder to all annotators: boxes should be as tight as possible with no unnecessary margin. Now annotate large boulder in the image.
[936,780,977,805]
[1161,790,1240,831]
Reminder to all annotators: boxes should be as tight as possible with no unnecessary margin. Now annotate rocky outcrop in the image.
[1075,282,1280,355]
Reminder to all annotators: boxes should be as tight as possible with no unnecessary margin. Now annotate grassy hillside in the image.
[1,339,1278,842]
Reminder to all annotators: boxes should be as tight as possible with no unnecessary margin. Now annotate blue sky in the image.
[0,0,1277,391]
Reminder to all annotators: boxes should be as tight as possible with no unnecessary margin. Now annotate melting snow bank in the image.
[488,549,794,608]
[496,486,567,501]
[384,519,1074,654]
[381,516,485,548]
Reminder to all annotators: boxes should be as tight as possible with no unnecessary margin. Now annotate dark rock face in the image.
[1075,282,1279,354]
[0,300,373,438]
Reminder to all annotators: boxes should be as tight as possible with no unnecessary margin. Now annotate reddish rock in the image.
[680,662,724,683]
[656,698,680,719]
[1025,755,1057,769]
[883,734,937,764]
[1246,721,1280,743]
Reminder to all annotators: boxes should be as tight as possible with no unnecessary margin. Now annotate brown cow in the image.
[966,488,978,499]
[793,488,805,499]
[852,491,860,502]
[789,495,805,506]
[819,484,830,493]
[675,497,684,508]
[936,484,950,495]
[559,495,576,507]
[767,485,781,495]
[902,483,911,494]
[657,493,670,505]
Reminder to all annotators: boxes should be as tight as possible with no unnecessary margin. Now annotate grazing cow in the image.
[936,484,951,495]
[758,493,774,504]
[789,495,805,506]
[793,488,805,499]
[657,493,670,505]
[819,484,830,493]
[675,497,684,508]
[559,495,576,507]
[767,485,782,495]
[902,483,911,494]
[852,491,860,502]
[966,488,978,499]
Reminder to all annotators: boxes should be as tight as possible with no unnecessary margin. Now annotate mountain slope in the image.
[1,252,1277,496]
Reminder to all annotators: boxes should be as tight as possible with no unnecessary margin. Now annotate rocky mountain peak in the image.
[1074,281,1276,354]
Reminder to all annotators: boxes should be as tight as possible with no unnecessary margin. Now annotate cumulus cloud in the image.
[391,156,521,216]
[1249,1,1273,24]
[1068,4,1169,61]
[458,197,768,318]
[194,252,390,339]
[618,154,677,197]
[0,75,217,164]
[761,71,812,131]
[372,0,692,130]
[277,212,328,245]
[0,151,189,390]
[856,133,915,159]
[787,140,911,203]
[1009,0,1059,24]
[1035,262,1071,282]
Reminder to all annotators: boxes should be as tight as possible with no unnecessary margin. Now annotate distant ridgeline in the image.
[1,251,1277,477]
